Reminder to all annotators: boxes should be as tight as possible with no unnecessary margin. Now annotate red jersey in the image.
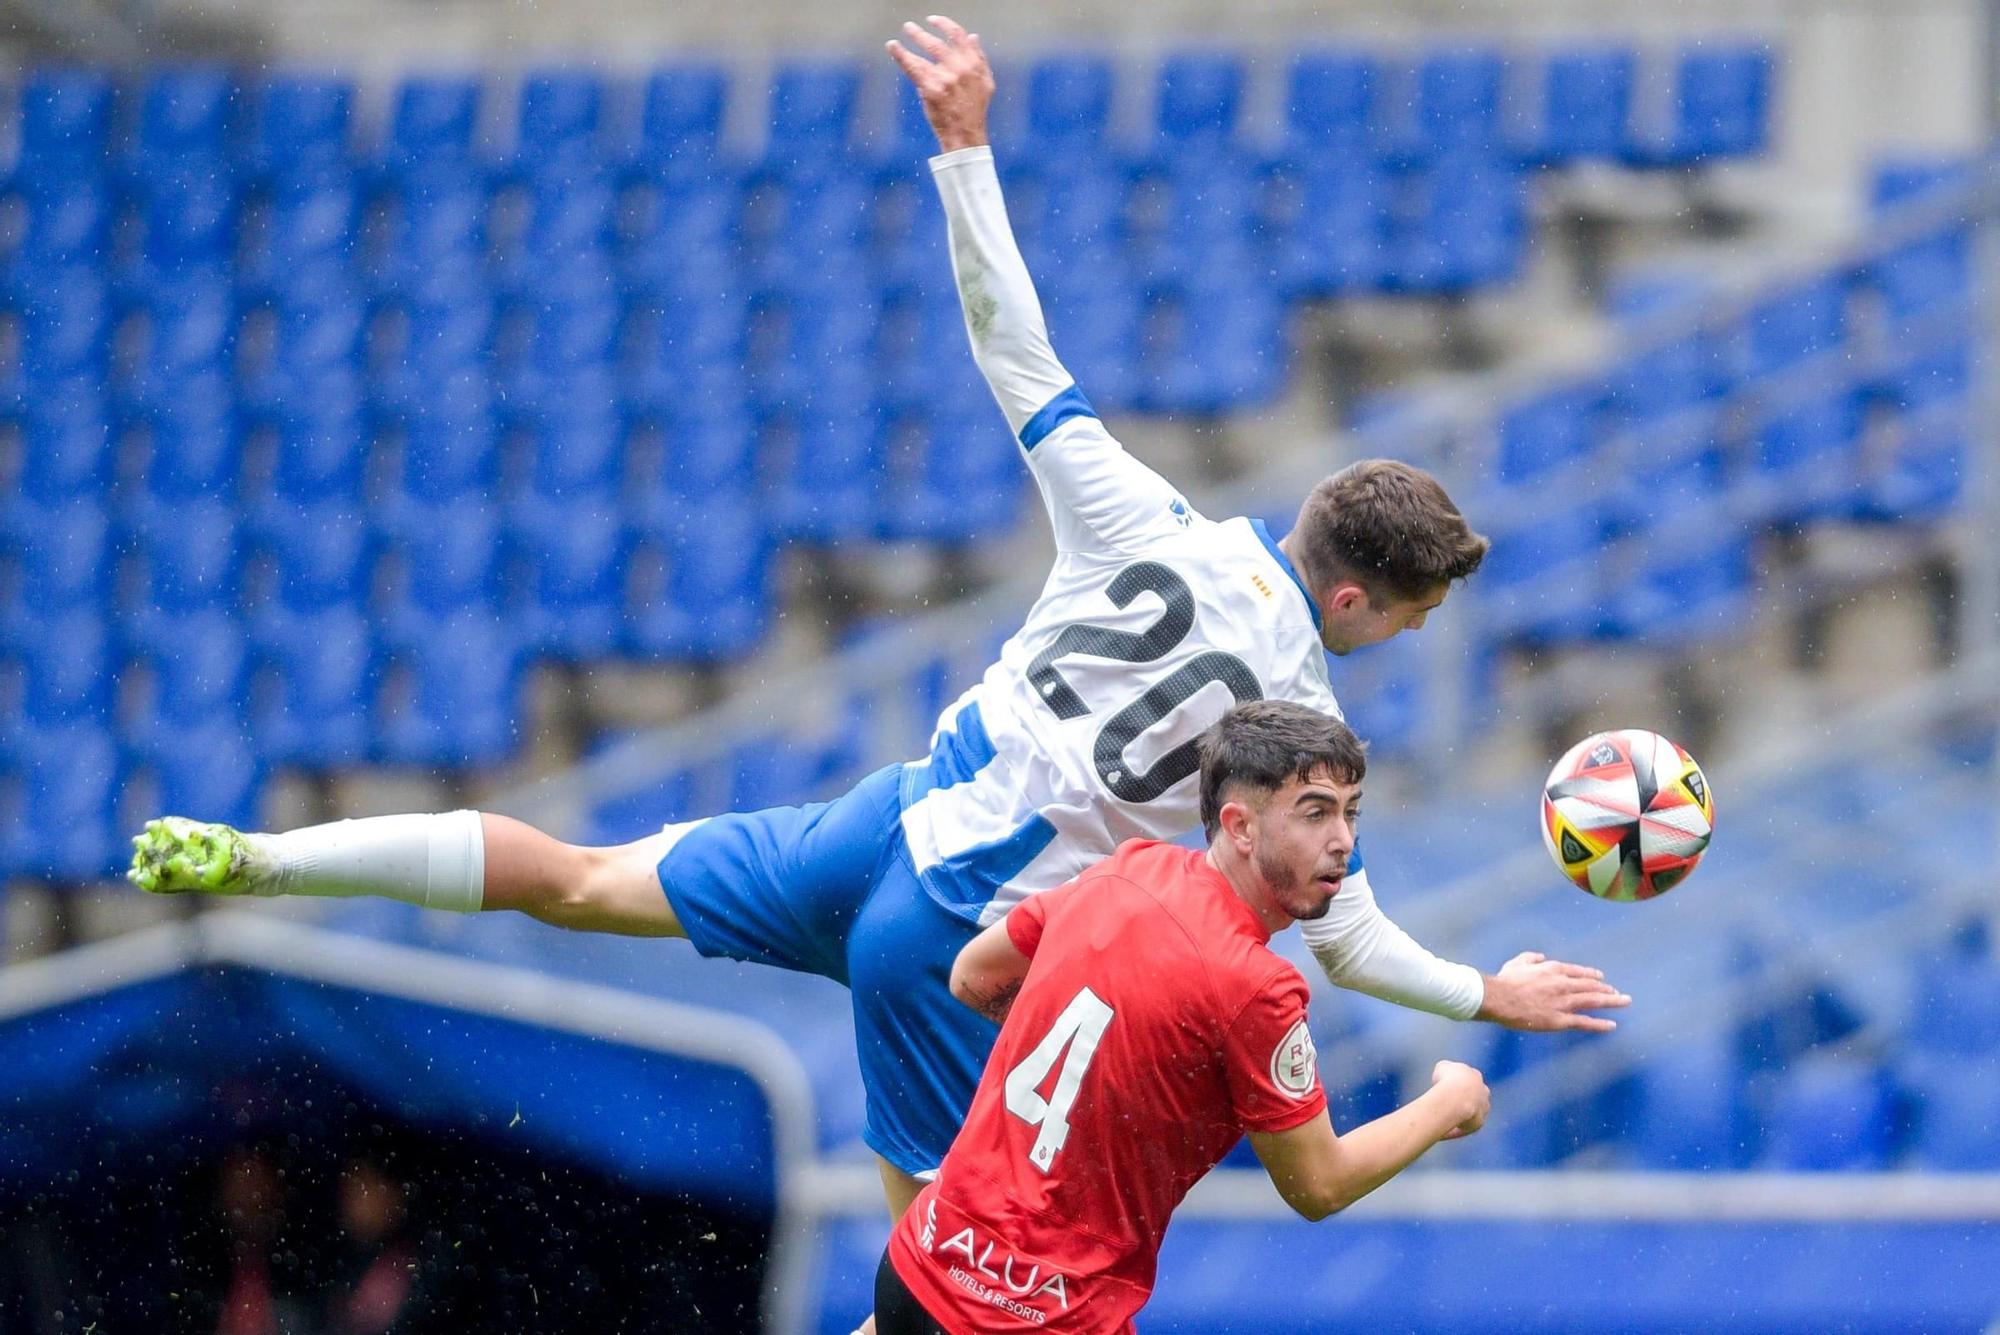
[888,840,1328,1333]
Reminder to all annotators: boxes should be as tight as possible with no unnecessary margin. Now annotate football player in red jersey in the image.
[876,700,1490,1333]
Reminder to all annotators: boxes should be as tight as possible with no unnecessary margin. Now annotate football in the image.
[1541,729,1714,901]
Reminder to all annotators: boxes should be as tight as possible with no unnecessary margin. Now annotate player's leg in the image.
[846,862,999,1212]
[129,810,687,937]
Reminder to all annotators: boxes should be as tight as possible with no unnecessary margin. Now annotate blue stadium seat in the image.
[0,501,114,647]
[1736,273,1851,377]
[18,608,115,727]
[1859,398,1966,524]
[132,170,240,279]
[1473,494,1608,643]
[616,168,745,288]
[623,502,774,662]
[365,284,491,414]
[1611,329,1724,422]
[872,282,966,415]
[246,72,355,181]
[1745,373,1865,525]
[134,398,241,502]
[124,498,241,627]
[119,280,236,411]
[238,174,362,296]
[1024,54,1116,157]
[243,284,367,414]
[151,722,265,831]
[637,63,730,167]
[1759,1055,1902,1171]
[376,173,490,286]
[1901,947,2000,1059]
[642,400,759,516]
[515,69,607,167]
[1531,47,1635,162]
[496,167,618,292]
[1136,272,1286,413]
[770,403,884,544]
[258,502,375,617]
[743,279,880,412]
[376,498,506,645]
[120,609,252,753]
[620,277,751,411]
[581,765,697,844]
[4,177,114,278]
[385,74,484,168]
[1619,1034,1748,1169]
[247,605,378,767]
[521,409,626,505]
[4,275,111,390]
[15,69,115,170]
[1387,155,1528,292]
[1871,155,1978,212]
[12,720,124,880]
[391,384,502,505]
[374,610,526,768]
[261,402,369,509]
[762,60,863,171]
[1121,158,1264,284]
[10,390,113,502]
[1283,50,1379,156]
[130,66,238,179]
[497,286,623,414]
[1154,50,1247,151]
[1901,1052,2000,1170]
[509,500,630,658]
[1868,226,1971,325]
[1002,159,1128,268]
[747,171,876,285]
[1411,48,1508,161]
[1627,44,1774,165]
[1495,381,1604,483]
[874,405,1023,544]
[1034,260,1145,411]
[1268,152,1392,295]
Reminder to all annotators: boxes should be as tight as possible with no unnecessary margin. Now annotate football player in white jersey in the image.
[131,16,1627,1221]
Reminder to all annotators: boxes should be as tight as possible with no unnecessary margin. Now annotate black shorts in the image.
[875,1248,951,1335]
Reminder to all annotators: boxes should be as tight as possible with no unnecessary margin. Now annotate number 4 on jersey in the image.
[1004,987,1116,1173]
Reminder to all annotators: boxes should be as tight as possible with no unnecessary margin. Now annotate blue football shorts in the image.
[654,763,999,1178]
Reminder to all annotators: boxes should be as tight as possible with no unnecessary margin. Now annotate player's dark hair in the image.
[1288,459,1490,605]
[1198,701,1367,840]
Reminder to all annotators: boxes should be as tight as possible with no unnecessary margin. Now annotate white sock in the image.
[249,810,486,913]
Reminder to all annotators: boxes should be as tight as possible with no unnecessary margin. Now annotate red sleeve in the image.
[1221,966,1328,1134]
[1005,887,1054,957]
[1005,873,1094,958]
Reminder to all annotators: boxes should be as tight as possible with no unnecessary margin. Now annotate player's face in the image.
[1249,769,1362,922]
[1320,584,1447,656]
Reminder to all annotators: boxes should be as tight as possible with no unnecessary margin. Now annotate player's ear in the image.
[1325,581,1369,616]
[1217,798,1256,854]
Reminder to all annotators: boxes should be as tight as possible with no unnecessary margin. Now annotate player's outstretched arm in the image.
[949,917,1032,1022]
[1250,1060,1489,1221]
[1299,870,1629,1032]
[1474,950,1631,1033]
[887,16,1073,430]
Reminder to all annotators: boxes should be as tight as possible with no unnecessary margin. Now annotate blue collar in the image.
[1249,518,1322,632]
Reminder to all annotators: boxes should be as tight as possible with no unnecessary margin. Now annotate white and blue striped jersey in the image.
[906,146,1484,1020]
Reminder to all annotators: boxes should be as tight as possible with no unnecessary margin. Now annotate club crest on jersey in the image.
[925,1200,1071,1311]
[1168,497,1191,528]
[1269,1019,1318,1099]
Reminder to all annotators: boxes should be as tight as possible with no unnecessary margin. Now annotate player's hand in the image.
[1475,950,1631,1033]
[885,15,994,153]
[1430,1060,1489,1139]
